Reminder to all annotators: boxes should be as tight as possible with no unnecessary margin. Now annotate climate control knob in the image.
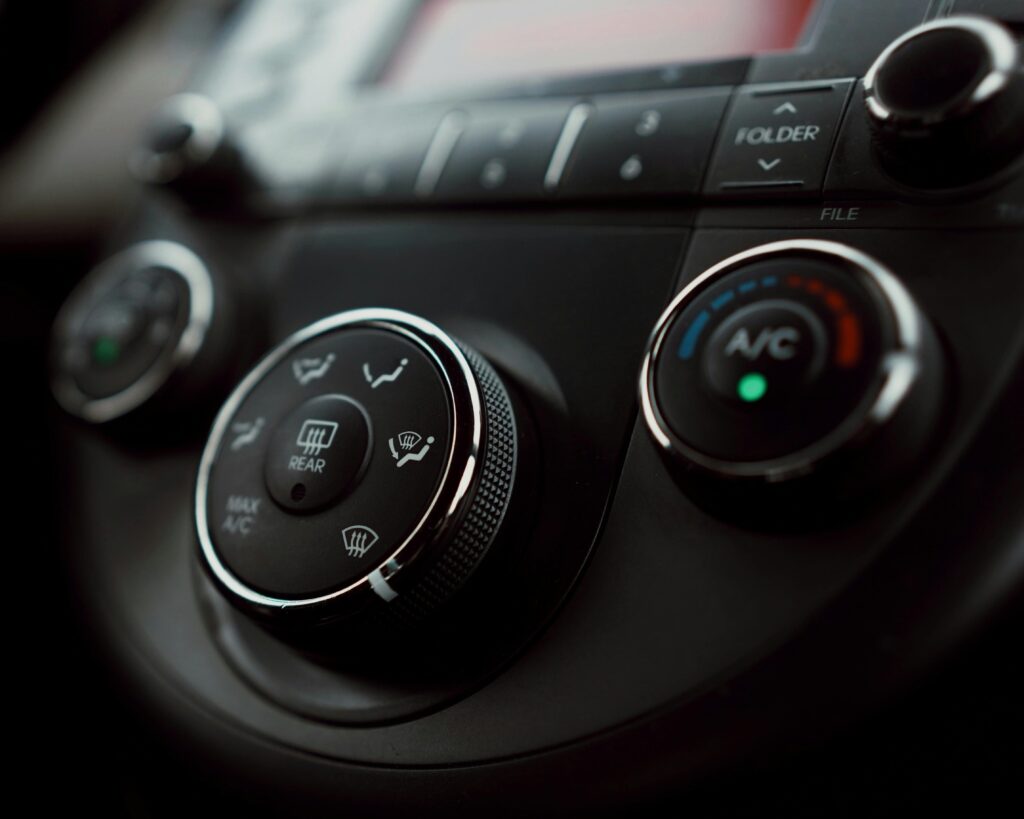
[864,15,1024,188]
[640,240,944,517]
[195,310,518,637]
[51,241,225,423]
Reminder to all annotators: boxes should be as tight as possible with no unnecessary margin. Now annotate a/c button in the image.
[702,300,828,406]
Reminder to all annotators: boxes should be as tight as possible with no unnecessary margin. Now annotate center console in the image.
[51,0,1024,813]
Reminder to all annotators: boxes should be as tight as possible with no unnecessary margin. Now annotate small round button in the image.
[702,300,828,407]
[264,394,371,514]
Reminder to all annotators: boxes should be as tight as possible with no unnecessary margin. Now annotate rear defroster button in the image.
[264,394,371,513]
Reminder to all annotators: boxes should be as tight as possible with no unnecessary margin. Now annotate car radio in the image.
[50,0,1024,814]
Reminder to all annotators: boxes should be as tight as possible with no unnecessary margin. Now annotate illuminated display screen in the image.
[382,0,818,91]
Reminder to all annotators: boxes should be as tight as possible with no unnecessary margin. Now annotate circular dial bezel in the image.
[50,240,214,423]
[639,240,926,482]
[195,309,484,620]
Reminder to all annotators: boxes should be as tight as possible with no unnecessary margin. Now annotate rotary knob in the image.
[640,240,944,518]
[195,310,518,636]
[864,15,1024,188]
[130,93,249,204]
[51,241,225,423]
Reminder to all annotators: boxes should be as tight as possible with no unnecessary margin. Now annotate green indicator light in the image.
[92,337,121,366]
[737,372,767,403]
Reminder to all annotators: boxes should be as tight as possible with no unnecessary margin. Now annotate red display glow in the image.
[382,0,817,92]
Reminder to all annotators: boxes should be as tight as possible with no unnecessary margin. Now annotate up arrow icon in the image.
[773,101,798,115]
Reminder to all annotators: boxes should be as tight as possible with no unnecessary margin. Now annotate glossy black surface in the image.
[875,28,989,115]
[263,394,371,515]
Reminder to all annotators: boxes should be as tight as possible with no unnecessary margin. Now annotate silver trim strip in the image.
[414,110,467,198]
[543,103,592,191]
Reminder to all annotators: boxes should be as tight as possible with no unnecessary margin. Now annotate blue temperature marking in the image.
[738,280,758,294]
[761,275,778,287]
[678,310,710,360]
[711,290,735,311]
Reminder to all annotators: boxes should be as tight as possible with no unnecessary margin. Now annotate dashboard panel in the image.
[35,0,1024,814]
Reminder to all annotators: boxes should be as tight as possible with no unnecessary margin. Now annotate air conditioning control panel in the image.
[48,1,1024,813]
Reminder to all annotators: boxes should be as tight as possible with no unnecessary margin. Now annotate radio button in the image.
[558,89,729,199]
[704,80,854,196]
[432,100,573,201]
[331,108,446,204]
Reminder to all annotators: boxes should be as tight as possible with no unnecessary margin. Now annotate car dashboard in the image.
[6,0,1024,815]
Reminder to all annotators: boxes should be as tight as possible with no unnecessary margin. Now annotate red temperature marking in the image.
[824,289,847,312]
[836,313,863,367]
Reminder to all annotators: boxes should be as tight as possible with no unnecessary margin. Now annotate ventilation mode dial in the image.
[195,309,518,636]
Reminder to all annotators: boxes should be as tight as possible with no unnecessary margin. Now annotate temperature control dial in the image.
[195,310,518,635]
[640,240,944,513]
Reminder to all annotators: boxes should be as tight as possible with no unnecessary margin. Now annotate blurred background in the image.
[0,3,223,812]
